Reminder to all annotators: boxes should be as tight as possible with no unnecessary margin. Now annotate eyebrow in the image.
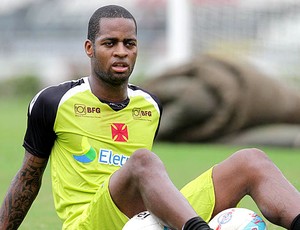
[100,37,137,42]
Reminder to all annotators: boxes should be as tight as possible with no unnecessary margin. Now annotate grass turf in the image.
[0,98,299,229]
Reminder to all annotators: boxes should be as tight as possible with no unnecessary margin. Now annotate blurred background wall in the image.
[1,0,300,87]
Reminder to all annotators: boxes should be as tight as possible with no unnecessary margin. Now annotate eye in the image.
[105,42,114,47]
[125,40,137,48]
[103,40,115,47]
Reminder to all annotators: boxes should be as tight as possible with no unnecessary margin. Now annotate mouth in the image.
[112,62,129,73]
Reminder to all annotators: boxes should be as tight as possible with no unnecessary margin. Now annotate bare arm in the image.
[0,151,48,230]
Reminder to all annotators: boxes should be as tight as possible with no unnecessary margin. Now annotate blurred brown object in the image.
[143,54,300,142]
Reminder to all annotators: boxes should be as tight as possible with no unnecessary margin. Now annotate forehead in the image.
[98,18,136,39]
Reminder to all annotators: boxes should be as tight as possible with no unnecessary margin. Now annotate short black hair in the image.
[87,5,137,43]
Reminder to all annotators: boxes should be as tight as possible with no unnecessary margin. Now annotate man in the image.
[0,5,300,230]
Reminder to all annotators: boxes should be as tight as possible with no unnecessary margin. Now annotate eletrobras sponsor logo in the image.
[74,104,101,117]
[73,137,129,166]
[98,149,129,167]
[73,137,97,163]
[74,147,129,166]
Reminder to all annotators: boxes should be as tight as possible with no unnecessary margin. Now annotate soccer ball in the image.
[208,208,267,230]
[122,211,171,230]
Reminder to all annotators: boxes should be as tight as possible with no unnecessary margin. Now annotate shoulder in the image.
[128,84,163,114]
[128,84,162,105]
[29,78,86,114]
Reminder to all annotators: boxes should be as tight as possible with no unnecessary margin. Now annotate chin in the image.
[110,76,129,86]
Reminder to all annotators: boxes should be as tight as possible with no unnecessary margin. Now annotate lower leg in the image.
[110,149,201,229]
[246,150,300,228]
[213,148,300,229]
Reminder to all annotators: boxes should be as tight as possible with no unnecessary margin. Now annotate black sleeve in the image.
[23,79,83,158]
[23,88,58,158]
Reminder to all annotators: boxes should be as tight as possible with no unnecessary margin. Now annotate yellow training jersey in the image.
[23,77,162,225]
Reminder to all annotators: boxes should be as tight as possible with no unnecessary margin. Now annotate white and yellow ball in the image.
[209,208,267,230]
[122,211,170,230]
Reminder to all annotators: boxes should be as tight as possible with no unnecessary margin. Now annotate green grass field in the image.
[0,98,299,229]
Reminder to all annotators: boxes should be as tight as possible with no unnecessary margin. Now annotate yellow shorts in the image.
[180,167,215,222]
[68,167,215,229]
[69,176,128,230]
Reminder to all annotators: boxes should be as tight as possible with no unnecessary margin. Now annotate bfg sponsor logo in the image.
[74,104,101,117]
[132,108,152,121]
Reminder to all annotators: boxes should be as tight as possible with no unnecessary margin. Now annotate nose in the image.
[113,42,128,58]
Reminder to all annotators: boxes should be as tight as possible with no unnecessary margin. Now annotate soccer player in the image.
[1,5,300,230]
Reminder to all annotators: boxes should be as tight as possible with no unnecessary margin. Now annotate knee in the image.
[234,148,269,160]
[231,148,273,176]
[128,149,165,177]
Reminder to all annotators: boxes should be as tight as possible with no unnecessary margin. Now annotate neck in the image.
[88,75,128,103]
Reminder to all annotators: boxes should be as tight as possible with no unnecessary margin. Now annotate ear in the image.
[85,39,94,58]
